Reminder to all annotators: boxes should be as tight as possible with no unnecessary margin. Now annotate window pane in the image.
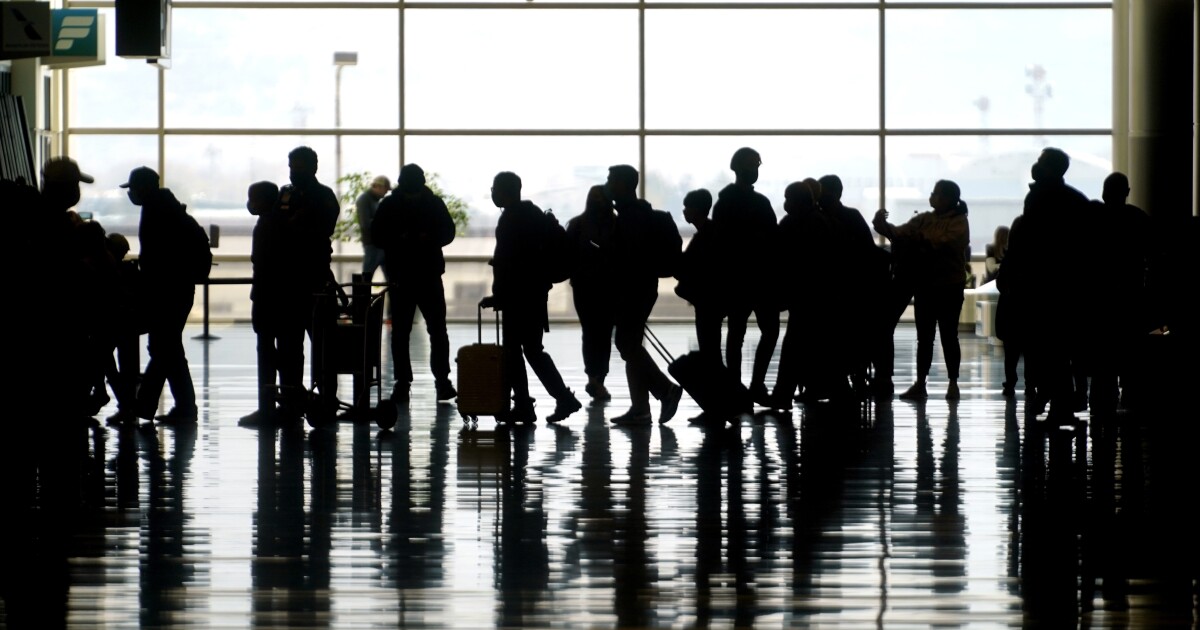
[163,135,343,255]
[67,9,159,129]
[166,9,400,129]
[405,10,639,130]
[645,135,880,226]
[69,134,159,238]
[645,10,878,130]
[404,135,640,234]
[884,135,1112,254]
[886,10,1111,129]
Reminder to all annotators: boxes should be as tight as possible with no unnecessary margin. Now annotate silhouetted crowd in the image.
[3,145,1196,433]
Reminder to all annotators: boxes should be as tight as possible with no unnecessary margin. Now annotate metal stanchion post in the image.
[193,280,220,341]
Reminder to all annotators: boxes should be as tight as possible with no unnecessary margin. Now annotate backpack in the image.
[648,209,682,278]
[182,211,213,283]
[542,210,573,284]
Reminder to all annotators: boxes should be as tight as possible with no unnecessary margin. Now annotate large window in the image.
[65,1,1112,314]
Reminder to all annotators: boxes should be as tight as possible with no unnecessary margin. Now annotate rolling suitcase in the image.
[456,300,509,422]
[644,325,752,420]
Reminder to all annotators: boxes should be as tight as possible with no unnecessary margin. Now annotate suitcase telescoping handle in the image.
[643,324,675,367]
[478,298,501,344]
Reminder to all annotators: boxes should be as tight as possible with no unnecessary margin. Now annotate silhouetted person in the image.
[606,164,684,426]
[874,179,970,401]
[712,147,780,404]
[984,225,1010,285]
[1084,172,1150,412]
[277,146,341,418]
[238,180,296,428]
[566,185,618,403]
[811,174,875,400]
[357,174,391,284]
[33,158,95,419]
[74,219,123,418]
[675,188,724,363]
[371,163,457,402]
[127,166,208,424]
[999,147,1089,424]
[101,232,142,425]
[480,171,583,424]
[769,179,824,409]
[995,216,1027,399]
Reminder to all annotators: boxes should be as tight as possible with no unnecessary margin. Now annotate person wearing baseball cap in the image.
[40,156,94,216]
[119,166,159,192]
[125,164,207,425]
[32,157,97,423]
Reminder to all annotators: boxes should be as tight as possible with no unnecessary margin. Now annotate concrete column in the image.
[1125,0,1196,220]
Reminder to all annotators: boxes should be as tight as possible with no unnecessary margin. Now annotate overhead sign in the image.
[45,10,105,69]
[0,2,52,60]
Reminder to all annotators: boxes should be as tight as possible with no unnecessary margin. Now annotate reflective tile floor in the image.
[2,323,1197,629]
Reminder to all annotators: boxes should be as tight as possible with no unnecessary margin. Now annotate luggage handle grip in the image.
[642,324,675,366]
[478,298,500,344]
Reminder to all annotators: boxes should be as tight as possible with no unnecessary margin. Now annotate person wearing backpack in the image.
[371,163,458,403]
[480,171,582,424]
[606,164,683,426]
[125,166,208,424]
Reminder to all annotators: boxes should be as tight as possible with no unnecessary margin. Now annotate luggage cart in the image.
[307,276,391,427]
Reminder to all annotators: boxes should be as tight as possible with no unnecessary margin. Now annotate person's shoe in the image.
[390,383,410,402]
[872,379,895,399]
[659,384,683,424]
[1045,409,1080,428]
[547,391,583,423]
[611,408,652,426]
[435,380,457,402]
[506,400,537,424]
[105,409,138,427]
[898,382,928,401]
[945,381,960,401]
[1029,389,1050,417]
[1073,391,1089,413]
[749,382,772,407]
[1001,382,1016,398]
[585,381,612,403]
[766,390,794,413]
[88,391,111,417]
[238,409,271,428]
[155,405,198,425]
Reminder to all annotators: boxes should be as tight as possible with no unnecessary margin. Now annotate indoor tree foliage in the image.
[333,171,470,242]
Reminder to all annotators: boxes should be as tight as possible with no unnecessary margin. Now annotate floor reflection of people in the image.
[0,423,94,629]
[140,425,199,628]
[613,425,656,628]
[1019,423,1085,625]
[1080,413,1128,612]
[692,424,724,626]
[384,406,452,617]
[931,404,967,609]
[787,407,854,623]
[564,405,615,618]
[495,425,550,627]
[249,425,311,626]
[998,397,1022,597]
[304,429,336,622]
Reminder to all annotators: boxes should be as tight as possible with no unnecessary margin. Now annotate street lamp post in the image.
[333,51,358,200]
[333,51,357,282]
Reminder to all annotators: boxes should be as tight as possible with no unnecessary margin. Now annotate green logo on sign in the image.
[51,9,97,57]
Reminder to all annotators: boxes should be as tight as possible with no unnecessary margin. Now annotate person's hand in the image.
[480,295,498,310]
[873,208,889,223]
